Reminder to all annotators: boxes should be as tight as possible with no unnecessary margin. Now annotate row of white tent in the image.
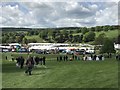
[0,43,120,52]
[28,43,95,52]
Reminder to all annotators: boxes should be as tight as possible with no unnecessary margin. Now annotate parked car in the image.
[74,49,85,55]
[18,48,28,52]
[36,50,43,54]
[86,50,95,54]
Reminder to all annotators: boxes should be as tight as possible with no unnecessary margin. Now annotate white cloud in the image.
[1,2,118,28]
[95,2,118,26]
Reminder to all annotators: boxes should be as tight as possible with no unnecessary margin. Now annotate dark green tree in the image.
[22,37,28,44]
[103,25,110,31]
[81,27,89,34]
[90,27,95,31]
[94,33,106,45]
[84,31,96,42]
[100,38,116,54]
[95,26,102,32]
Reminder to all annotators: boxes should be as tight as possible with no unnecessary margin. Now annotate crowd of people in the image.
[5,53,120,76]
[83,54,104,61]
[57,55,68,61]
[57,54,104,61]
[15,55,46,75]
[56,54,120,61]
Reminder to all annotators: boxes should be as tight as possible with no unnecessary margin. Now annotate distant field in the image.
[2,52,118,88]
[25,35,45,43]
[73,30,118,38]
[95,30,118,38]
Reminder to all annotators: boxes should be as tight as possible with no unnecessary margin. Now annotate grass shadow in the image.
[2,62,51,74]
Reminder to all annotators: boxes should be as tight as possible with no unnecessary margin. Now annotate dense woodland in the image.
[1,25,120,45]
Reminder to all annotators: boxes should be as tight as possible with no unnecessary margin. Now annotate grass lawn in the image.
[2,52,118,88]
[95,30,119,38]
[73,30,118,39]
[25,35,45,43]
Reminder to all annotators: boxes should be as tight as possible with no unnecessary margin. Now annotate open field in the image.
[2,52,118,88]
[95,30,119,38]
[25,35,45,43]
[73,30,118,38]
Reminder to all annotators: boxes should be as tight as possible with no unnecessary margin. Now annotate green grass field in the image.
[73,30,118,39]
[25,35,45,43]
[2,52,118,88]
[95,30,118,38]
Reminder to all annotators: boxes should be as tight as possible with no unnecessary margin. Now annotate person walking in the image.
[25,56,34,75]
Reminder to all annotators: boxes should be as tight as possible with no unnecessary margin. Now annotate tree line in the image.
[2,25,119,44]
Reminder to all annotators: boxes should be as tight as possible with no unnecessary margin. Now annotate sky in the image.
[0,1,119,28]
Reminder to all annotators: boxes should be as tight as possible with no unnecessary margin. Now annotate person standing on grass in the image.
[116,54,118,60]
[60,56,62,61]
[85,55,87,61]
[91,54,93,60]
[75,55,77,60]
[16,56,20,67]
[66,55,68,61]
[119,55,120,60]
[25,56,34,75]
[20,56,25,69]
[57,56,59,61]
[77,56,80,60]
[39,57,43,65]
[35,56,39,65]
[43,56,46,65]
[33,56,39,65]
[72,55,74,60]
[116,54,120,60]
[93,55,97,61]
[6,56,7,60]
[99,55,103,61]
[33,56,36,64]
[64,56,66,61]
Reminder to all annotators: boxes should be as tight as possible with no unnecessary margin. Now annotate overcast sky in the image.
[0,1,119,28]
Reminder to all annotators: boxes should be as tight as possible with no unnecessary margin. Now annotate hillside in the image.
[73,30,118,38]
[95,30,118,38]
[24,29,119,43]
[2,25,119,44]
[25,35,45,43]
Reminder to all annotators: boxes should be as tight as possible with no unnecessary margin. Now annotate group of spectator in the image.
[57,55,68,61]
[83,54,104,61]
[56,55,81,61]
[57,54,105,61]
[5,53,120,75]
[15,55,46,75]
